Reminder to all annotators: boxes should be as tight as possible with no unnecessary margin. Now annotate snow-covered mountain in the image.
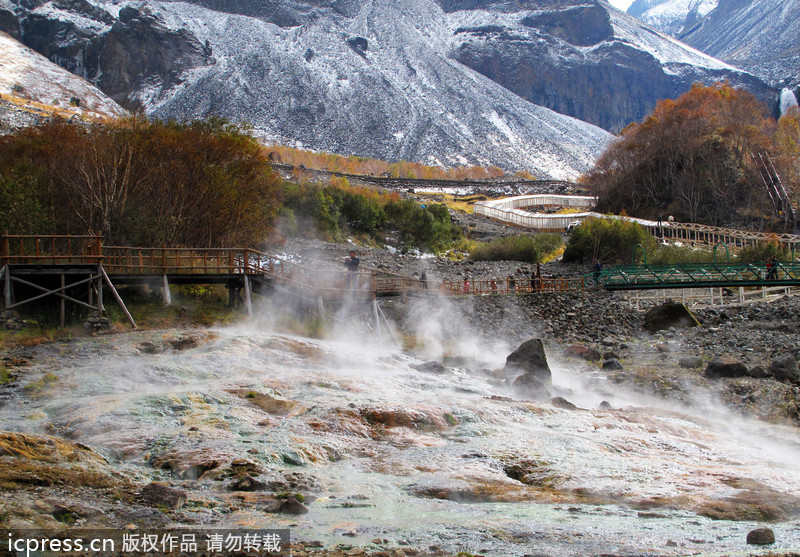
[0,0,777,177]
[0,30,127,130]
[627,0,717,36]
[679,0,800,89]
[446,0,771,132]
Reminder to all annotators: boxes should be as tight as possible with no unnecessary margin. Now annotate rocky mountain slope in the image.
[445,0,772,132]
[679,0,800,89]
[0,31,127,131]
[627,0,717,36]
[0,0,777,177]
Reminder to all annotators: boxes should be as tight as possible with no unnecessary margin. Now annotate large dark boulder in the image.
[746,527,775,545]
[506,339,552,397]
[506,339,551,380]
[705,357,749,379]
[769,355,800,383]
[644,301,699,333]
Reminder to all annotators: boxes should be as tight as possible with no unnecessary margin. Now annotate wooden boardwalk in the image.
[4,234,799,328]
[0,234,430,327]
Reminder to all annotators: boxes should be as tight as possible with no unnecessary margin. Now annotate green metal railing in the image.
[595,261,800,290]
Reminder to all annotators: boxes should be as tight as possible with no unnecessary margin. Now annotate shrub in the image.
[563,217,655,264]
[281,182,461,252]
[470,234,563,263]
[737,242,791,264]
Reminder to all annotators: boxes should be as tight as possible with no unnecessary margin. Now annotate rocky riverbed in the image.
[3,236,800,556]
[2,285,800,556]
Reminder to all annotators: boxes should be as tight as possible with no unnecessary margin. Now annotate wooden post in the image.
[59,274,65,328]
[243,274,253,317]
[162,274,171,306]
[3,265,10,309]
[96,264,104,315]
[0,265,5,310]
[1,232,8,266]
[100,266,136,328]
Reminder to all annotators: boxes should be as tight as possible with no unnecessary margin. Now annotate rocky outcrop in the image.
[705,356,749,379]
[7,3,214,109]
[627,0,718,37]
[448,1,775,132]
[769,354,800,384]
[0,31,127,125]
[506,338,552,397]
[680,0,800,87]
[644,300,699,333]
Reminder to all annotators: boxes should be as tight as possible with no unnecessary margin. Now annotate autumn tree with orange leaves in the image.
[588,83,796,228]
[0,117,281,246]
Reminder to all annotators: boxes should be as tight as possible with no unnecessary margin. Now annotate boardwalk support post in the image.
[162,275,172,306]
[243,274,253,317]
[100,265,136,328]
[0,265,6,310]
[59,274,65,328]
[3,265,11,310]
[96,264,103,315]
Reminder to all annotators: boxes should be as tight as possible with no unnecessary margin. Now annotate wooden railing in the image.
[1,234,103,265]
[441,276,586,295]
[101,246,274,275]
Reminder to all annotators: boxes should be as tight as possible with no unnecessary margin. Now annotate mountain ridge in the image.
[0,0,780,177]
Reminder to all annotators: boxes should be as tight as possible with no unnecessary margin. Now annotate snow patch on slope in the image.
[142,0,612,179]
[0,31,127,119]
[608,9,733,70]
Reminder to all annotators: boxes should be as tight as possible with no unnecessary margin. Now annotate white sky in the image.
[607,0,634,10]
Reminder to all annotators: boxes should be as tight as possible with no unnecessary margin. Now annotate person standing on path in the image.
[344,250,360,288]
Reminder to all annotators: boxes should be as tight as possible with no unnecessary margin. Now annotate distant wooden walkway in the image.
[474,195,800,252]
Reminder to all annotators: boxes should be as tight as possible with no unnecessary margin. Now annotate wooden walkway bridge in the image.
[3,234,800,328]
[0,234,426,328]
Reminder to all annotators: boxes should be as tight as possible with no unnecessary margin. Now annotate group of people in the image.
[463,264,544,294]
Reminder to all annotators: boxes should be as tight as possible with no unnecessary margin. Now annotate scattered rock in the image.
[769,354,799,383]
[83,316,111,332]
[512,372,550,399]
[564,344,601,361]
[602,359,623,370]
[598,400,613,410]
[137,341,163,354]
[679,356,703,369]
[747,365,770,379]
[140,482,186,510]
[230,475,266,491]
[234,390,304,416]
[282,451,306,466]
[168,335,200,350]
[551,397,578,410]
[644,301,699,333]
[360,407,448,431]
[704,357,749,379]
[746,527,775,545]
[411,361,447,374]
[277,497,309,515]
